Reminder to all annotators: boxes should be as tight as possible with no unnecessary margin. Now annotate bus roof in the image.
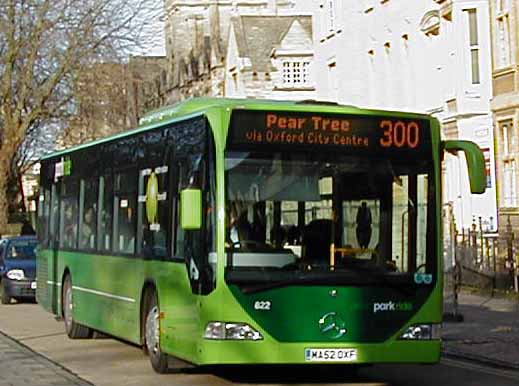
[41,97,432,161]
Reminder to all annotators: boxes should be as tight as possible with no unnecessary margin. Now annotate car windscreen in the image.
[6,240,38,259]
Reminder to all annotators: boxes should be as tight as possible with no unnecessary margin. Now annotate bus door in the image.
[48,181,62,315]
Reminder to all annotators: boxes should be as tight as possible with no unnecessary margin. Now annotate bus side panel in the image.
[63,252,143,345]
[154,261,200,363]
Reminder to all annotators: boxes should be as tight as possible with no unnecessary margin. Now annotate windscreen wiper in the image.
[340,265,416,297]
[240,274,330,294]
[237,268,379,294]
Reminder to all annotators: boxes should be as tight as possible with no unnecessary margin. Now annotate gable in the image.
[279,19,313,51]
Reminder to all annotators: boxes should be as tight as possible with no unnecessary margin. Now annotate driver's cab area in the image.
[224,151,435,282]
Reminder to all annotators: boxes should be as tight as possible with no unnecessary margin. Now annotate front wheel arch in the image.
[140,281,157,348]
[142,286,169,373]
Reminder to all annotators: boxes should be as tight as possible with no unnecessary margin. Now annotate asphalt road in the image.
[1,302,518,386]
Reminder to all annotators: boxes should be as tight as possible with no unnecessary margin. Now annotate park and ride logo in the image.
[373,301,413,313]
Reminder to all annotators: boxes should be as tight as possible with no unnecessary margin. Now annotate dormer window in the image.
[282,59,311,88]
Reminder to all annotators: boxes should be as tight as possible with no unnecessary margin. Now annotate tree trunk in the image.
[0,137,21,234]
[0,156,10,235]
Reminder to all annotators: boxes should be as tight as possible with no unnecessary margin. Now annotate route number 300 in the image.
[380,120,420,149]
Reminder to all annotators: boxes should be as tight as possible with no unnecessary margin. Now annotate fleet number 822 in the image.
[379,120,420,149]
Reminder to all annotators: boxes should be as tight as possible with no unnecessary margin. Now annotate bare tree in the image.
[0,0,162,231]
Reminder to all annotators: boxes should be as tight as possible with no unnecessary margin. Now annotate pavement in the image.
[0,330,92,386]
[442,289,519,370]
[0,290,518,385]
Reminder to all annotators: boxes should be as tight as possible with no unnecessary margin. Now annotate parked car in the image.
[0,235,38,304]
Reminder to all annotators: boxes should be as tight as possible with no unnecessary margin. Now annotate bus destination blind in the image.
[229,110,432,157]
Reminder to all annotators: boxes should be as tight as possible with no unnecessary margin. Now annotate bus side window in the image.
[175,162,187,257]
[98,175,113,252]
[114,170,137,254]
[177,151,214,294]
[49,183,61,248]
[38,188,52,248]
[79,177,98,250]
[60,179,79,250]
[139,165,169,259]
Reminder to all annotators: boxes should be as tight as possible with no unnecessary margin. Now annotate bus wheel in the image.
[145,293,169,373]
[62,275,92,339]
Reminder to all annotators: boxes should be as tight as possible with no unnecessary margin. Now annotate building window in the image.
[502,122,517,207]
[465,9,480,84]
[502,123,513,157]
[282,60,311,87]
[504,160,517,207]
[496,1,511,68]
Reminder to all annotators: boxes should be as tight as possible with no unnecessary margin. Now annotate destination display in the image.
[228,110,432,158]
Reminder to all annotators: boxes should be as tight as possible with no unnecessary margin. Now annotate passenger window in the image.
[60,180,79,249]
[79,178,98,250]
[114,170,137,254]
[139,166,169,259]
[38,189,51,247]
[98,175,113,252]
[175,163,187,257]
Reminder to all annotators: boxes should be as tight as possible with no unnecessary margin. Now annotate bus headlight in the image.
[399,324,441,340]
[204,322,263,341]
[6,269,25,280]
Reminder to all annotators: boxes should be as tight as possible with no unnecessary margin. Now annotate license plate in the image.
[305,348,357,362]
[31,281,37,289]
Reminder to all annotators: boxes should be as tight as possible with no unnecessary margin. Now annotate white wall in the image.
[312,0,497,230]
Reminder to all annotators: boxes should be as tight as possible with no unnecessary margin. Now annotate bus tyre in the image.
[62,275,92,339]
[145,293,169,373]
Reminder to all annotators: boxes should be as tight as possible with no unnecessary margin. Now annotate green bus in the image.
[37,97,486,372]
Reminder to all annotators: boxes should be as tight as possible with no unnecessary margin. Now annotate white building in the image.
[312,0,497,231]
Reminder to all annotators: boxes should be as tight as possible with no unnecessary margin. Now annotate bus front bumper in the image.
[196,339,441,365]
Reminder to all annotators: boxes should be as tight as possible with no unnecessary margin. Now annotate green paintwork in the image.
[228,285,435,343]
[36,97,456,366]
[180,189,202,230]
[443,140,487,194]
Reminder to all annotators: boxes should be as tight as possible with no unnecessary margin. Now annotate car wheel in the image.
[0,283,10,305]
[144,291,169,373]
[62,275,92,339]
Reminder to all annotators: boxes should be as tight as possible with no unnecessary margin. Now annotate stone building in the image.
[225,15,315,99]
[162,0,313,103]
[489,0,519,233]
[127,56,169,127]
[312,0,497,232]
